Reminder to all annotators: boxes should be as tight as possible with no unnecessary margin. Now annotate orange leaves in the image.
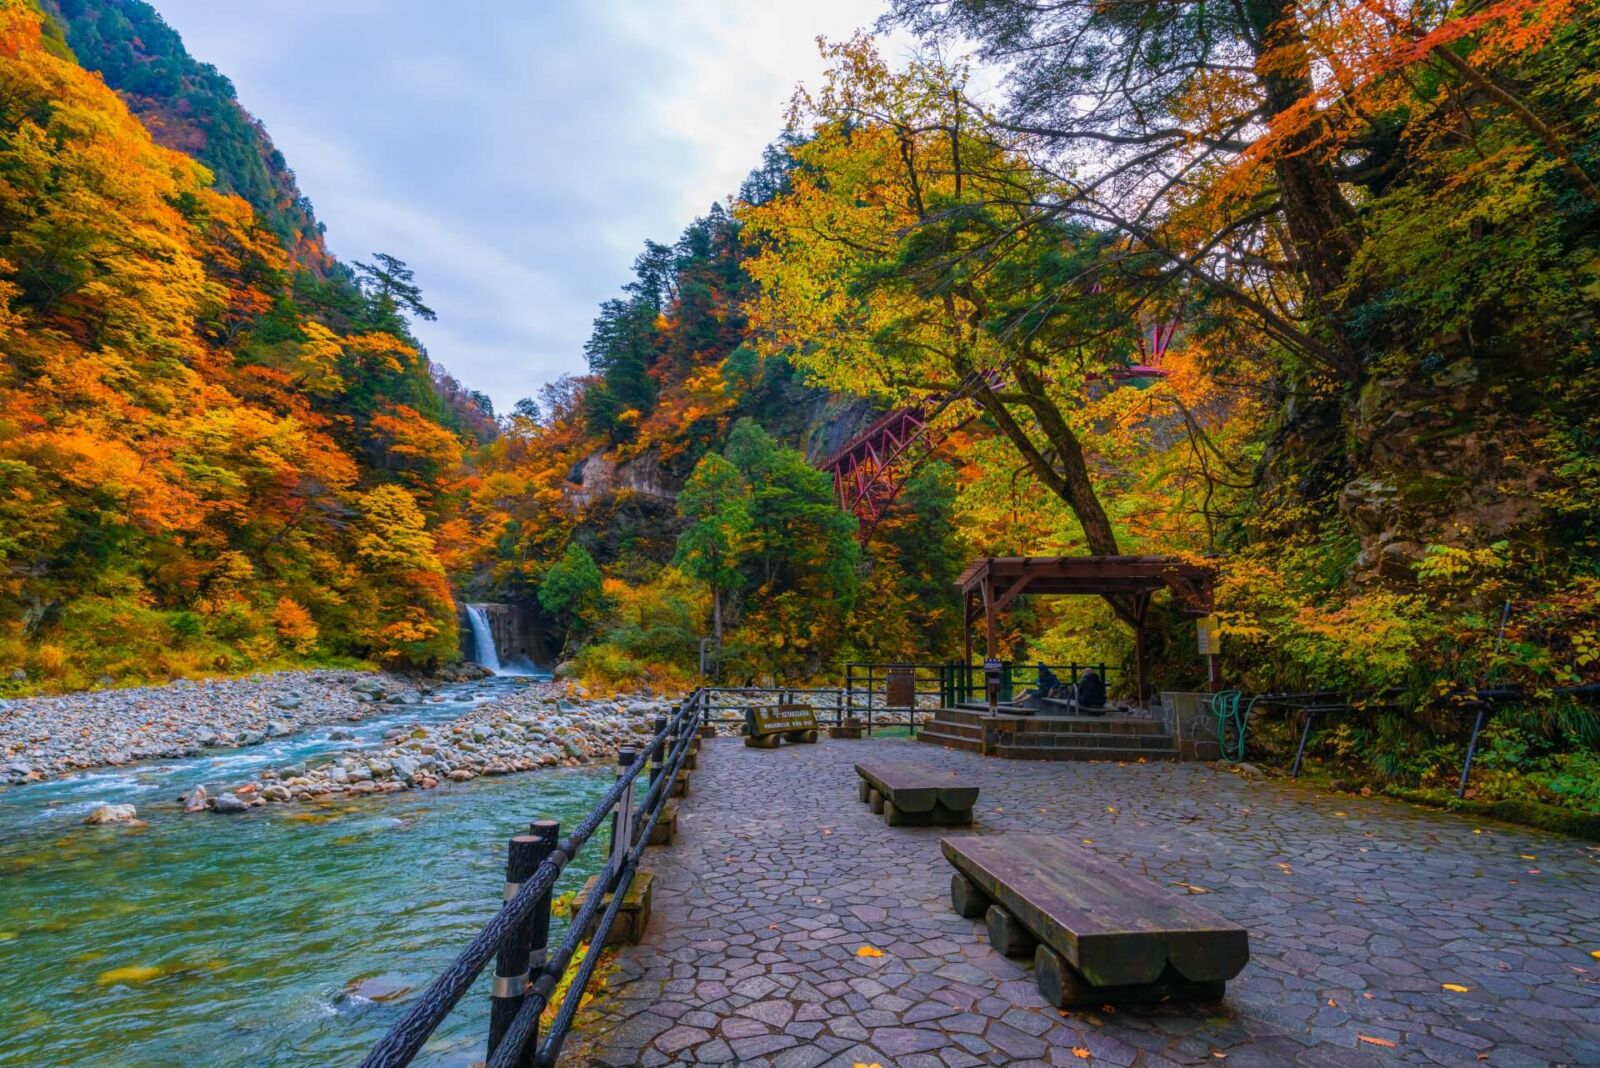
[1357,1035,1397,1049]
[855,945,884,958]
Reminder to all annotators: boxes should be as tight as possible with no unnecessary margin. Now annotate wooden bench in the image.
[743,704,819,748]
[943,834,1248,1008]
[854,761,978,826]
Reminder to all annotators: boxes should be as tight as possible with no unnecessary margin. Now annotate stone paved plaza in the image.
[583,736,1600,1066]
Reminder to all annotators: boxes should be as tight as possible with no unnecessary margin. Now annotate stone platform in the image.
[584,736,1600,1066]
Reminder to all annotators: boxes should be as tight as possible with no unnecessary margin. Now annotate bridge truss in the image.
[819,315,1179,545]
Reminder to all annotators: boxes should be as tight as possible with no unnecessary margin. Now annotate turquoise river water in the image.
[0,679,613,1067]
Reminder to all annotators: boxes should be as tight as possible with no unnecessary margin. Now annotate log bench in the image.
[744,704,820,748]
[943,834,1248,1008]
[854,761,978,826]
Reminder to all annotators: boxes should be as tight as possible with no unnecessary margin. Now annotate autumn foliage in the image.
[0,1,462,688]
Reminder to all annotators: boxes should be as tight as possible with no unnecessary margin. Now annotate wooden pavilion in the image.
[957,555,1218,704]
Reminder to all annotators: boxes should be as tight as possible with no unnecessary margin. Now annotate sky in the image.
[150,0,911,414]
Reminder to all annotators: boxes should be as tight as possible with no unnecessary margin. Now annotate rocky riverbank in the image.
[190,684,671,813]
[0,668,486,786]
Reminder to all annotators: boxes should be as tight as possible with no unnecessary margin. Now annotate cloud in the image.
[147,0,906,412]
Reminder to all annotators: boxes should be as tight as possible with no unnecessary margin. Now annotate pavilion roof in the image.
[957,555,1215,616]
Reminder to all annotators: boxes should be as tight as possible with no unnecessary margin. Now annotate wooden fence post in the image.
[487,822,556,1066]
[611,749,637,880]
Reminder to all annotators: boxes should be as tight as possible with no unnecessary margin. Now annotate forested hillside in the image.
[0,0,470,688]
[3,0,1597,811]
[447,187,967,687]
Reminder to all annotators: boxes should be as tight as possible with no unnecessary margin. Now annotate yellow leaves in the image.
[1441,983,1471,993]
[1071,1047,1091,1059]
[271,597,319,654]
[1590,950,1600,961]
[855,945,884,958]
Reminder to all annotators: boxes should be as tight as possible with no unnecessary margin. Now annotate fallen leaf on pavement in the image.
[856,945,884,958]
[1358,1036,1396,1048]
[1072,1048,1090,1060]
[1441,983,1470,993]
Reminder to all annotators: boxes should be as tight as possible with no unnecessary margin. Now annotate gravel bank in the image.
[0,669,470,785]
[195,684,673,812]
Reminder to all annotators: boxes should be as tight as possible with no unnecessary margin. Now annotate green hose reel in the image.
[1210,689,1259,763]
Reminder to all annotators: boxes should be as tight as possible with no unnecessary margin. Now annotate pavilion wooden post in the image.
[963,592,974,669]
[982,576,998,660]
[1131,592,1151,708]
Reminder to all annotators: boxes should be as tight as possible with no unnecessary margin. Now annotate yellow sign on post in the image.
[1197,614,1222,656]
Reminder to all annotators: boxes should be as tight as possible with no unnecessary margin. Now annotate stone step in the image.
[991,744,1180,762]
[996,731,1177,750]
[919,719,983,739]
[916,729,984,753]
[937,708,1167,736]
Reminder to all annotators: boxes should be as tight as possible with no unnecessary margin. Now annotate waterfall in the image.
[464,605,502,674]
[464,603,543,676]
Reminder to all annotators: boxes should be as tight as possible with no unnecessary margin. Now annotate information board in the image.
[746,704,819,736]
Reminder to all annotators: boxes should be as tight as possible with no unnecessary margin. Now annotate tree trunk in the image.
[712,586,724,643]
[1249,1,1367,380]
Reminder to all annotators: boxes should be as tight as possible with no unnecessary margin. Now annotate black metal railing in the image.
[933,661,1119,707]
[359,689,705,1068]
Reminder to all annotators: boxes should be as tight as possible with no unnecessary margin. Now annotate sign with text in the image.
[885,666,916,708]
[746,704,819,736]
[1197,615,1223,656]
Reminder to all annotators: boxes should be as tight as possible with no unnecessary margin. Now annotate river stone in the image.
[84,803,138,824]
[264,721,293,738]
[270,694,303,711]
[211,792,248,814]
[181,786,208,813]
[261,784,292,802]
[328,727,356,741]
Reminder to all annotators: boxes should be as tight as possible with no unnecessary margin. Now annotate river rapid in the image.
[0,677,613,1067]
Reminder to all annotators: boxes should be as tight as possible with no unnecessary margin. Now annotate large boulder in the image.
[84,803,140,825]
[211,792,248,814]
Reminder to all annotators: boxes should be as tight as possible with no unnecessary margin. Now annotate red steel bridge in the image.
[820,319,1178,543]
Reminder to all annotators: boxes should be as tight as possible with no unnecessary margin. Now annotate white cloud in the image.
[147,0,909,412]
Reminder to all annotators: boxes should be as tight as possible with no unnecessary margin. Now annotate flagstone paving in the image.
[582,736,1600,1066]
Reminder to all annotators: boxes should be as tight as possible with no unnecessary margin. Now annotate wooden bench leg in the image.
[857,780,871,804]
[1034,946,1226,1009]
[931,801,974,827]
[784,729,819,744]
[986,905,1037,958]
[869,789,885,815]
[950,873,986,918]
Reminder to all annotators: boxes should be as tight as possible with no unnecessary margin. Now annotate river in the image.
[0,678,613,1067]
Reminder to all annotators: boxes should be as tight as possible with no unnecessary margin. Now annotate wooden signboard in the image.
[746,704,819,737]
[885,666,916,708]
[1196,614,1222,656]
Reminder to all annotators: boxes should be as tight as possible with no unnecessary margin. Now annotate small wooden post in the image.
[649,716,668,789]
[487,823,554,1066]
[611,749,636,875]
